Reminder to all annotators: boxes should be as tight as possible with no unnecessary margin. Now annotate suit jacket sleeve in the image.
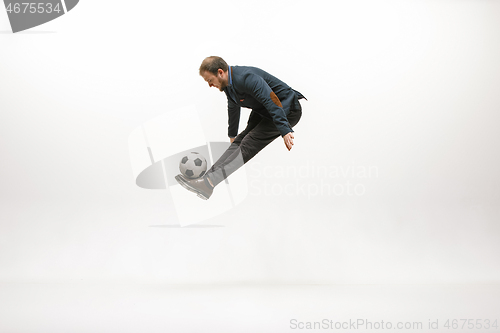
[227,98,241,138]
[243,74,293,137]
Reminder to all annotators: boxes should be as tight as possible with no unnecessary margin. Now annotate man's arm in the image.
[227,98,240,140]
[242,74,295,149]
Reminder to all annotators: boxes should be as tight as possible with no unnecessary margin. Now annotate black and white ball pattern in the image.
[179,152,208,179]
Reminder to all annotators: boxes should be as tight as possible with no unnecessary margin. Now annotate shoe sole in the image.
[197,193,209,200]
[175,175,198,194]
[175,175,209,200]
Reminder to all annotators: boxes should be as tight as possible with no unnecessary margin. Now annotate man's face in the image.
[201,69,228,92]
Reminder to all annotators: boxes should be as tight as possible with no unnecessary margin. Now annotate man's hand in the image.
[283,132,294,151]
[230,137,235,143]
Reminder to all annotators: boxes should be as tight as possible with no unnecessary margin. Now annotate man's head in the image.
[199,56,229,92]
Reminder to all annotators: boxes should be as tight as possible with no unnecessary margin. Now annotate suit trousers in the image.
[206,106,302,187]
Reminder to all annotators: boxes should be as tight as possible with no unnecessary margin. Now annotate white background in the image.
[1,1,500,331]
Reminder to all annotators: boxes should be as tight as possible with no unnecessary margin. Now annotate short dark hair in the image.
[199,56,228,76]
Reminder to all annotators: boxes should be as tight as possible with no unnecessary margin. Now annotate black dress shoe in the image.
[175,174,214,200]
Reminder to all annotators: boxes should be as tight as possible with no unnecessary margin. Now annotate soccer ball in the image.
[179,152,208,179]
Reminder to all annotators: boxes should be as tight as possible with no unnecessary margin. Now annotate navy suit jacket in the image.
[223,66,306,138]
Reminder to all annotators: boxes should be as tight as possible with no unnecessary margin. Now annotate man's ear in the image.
[217,68,225,77]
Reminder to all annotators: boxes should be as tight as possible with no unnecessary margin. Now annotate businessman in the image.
[175,56,306,200]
